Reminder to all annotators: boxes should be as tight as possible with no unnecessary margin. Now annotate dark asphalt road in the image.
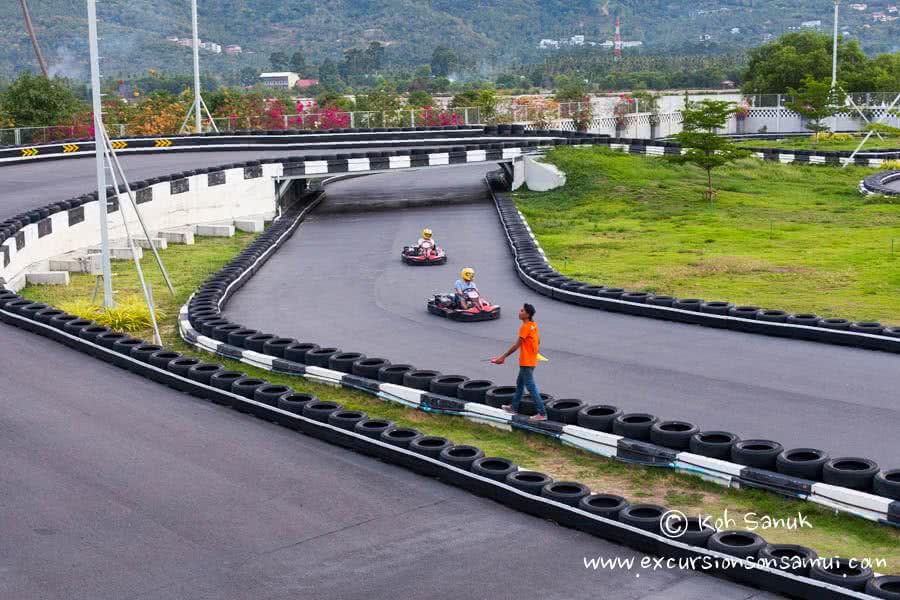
[0,322,781,600]
[0,154,781,598]
[225,168,899,466]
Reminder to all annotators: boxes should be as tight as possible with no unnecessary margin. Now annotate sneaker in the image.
[530,414,548,421]
[501,404,517,415]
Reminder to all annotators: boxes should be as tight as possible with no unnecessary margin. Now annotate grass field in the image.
[19,231,900,571]
[737,135,900,152]
[515,147,900,324]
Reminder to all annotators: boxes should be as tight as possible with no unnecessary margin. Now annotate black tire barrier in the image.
[810,557,874,592]
[167,357,200,377]
[437,445,486,471]
[379,427,423,449]
[262,337,296,358]
[823,457,879,491]
[429,375,469,397]
[647,295,675,307]
[377,364,415,384]
[148,350,182,369]
[775,448,830,481]
[618,504,666,534]
[701,301,733,315]
[302,400,342,423]
[612,413,658,441]
[200,319,229,337]
[209,371,243,406]
[186,362,223,385]
[731,439,783,470]
[545,398,585,424]
[578,494,629,519]
[245,333,277,353]
[50,313,80,330]
[303,347,341,367]
[788,313,821,326]
[471,457,517,482]
[667,517,717,548]
[577,404,622,432]
[212,323,243,342]
[707,531,766,560]
[230,377,268,413]
[851,321,884,335]
[63,318,96,338]
[284,342,320,363]
[484,385,516,408]
[328,352,366,373]
[227,328,258,348]
[690,431,739,460]
[505,471,554,495]
[408,435,452,459]
[352,357,391,379]
[130,344,163,363]
[112,337,144,355]
[650,420,700,450]
[325,410,367,431]
[673,298,703,311]
[353,418,395,439]
[457,379,493,403]
[757,544,819,577]
[402,370,442,391]
[517,392,552,416]
[277,392,318,416]
[820,318,851,330]
[866,576,900,599]
[729,306,760,318]
[78,325,112,343]
[254,384,291,407]
[34,308,66,325]
[540,481,591,507]
[96,331,129,349]
[874,469,900,500]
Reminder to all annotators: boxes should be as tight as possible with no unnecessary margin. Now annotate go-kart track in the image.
[0,145,895,599]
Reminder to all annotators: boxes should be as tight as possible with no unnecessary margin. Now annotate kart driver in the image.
[417,228,436,252]
[455,267,477,308]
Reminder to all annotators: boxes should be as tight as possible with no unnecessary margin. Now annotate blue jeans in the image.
[511,366,545,415]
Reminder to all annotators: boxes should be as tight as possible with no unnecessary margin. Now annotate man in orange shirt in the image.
[491,303,547,421]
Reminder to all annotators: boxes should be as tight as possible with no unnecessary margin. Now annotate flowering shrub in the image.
[613,94,634,130]
[415,106,463,127]
[512,95,560,128]
[289,101,351,129]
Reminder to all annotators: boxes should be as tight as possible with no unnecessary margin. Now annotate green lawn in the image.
[516,147,900,324]
[19,230,900,571]
[737,135,900,152]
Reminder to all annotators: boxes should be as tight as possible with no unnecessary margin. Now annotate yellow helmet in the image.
[461,267,475,282]
[422,228,432,239]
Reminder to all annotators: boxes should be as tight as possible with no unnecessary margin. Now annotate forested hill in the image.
[2,0,898,79]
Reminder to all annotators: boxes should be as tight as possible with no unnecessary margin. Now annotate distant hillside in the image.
[2,0,898,81]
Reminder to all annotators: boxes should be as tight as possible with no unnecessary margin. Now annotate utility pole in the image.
[19,0,48,77]
[831,0,840,89]
[191,0,202,133]
[87,0,113,307]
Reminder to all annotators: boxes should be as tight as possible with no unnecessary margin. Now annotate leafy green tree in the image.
[365,42,385,73]
[269,51,290,71]
[785,77,846,142]
[553,75,588,102]
[239,67,258,87]
[428,77,451,94]
[318,59,343,89]
[315,90,354,111]
[742,32,868,94]
[431,46,456,78]
[0,73,84,126]
[407,89,433,107]
[289,51,307,76]
[671,100,750,203]
[450,87,498,122]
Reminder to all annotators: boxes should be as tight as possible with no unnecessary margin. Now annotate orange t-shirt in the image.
[518,320,540,367]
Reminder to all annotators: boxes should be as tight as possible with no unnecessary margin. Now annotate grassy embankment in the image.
[20,227,900,570]
[516,146,900,324]
[736,135,899,152]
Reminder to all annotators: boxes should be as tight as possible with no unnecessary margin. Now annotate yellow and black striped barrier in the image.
[63,144,80,153]
[111,140,127,150]
[21,147,39,157]
[154,139,173,148]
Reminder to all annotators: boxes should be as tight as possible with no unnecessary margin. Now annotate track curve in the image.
[224,167,899,465]
[0,152,786,597]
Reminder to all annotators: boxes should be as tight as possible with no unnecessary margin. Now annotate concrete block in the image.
[87,246,143,260]
[132,237,168,250]
[50,253,102,274]
[159,228,195,245]
[196,224,235,237]
[25,271,70,286]
[234,219,264,233]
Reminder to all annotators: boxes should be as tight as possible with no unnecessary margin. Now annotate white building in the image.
[801,20,822,29]
[200,41,222,54]
[538,39,560,49]
[224,45,242,54]
[570,35,585,45]
[259,72,299,89]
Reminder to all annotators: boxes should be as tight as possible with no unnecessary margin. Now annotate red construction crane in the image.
[614,16,622,60]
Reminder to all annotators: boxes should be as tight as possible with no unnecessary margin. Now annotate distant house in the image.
[731,27,741,34]
[570,35,585,45]
[165,35,179,43]
[538,39,560,49]
[801,20,822,29]
[224,45,242,54]
[296,79,319,89]
[177,39,192,48]
[200,41,222,54]
[849,3,868,10]
[260,72,299,89]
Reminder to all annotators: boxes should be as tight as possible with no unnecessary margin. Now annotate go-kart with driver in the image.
[402,227,446,265]
[427,267,500,321]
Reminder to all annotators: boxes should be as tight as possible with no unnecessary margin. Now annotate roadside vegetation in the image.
[737,133,900,152]
[20,230,900,571]
[515,147,900,324]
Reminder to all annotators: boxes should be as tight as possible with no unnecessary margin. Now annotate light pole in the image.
[831,0,840,89]
[87,0,113,307]
[191,0,201,133]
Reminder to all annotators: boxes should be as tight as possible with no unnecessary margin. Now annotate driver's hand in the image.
[491,356,505,365]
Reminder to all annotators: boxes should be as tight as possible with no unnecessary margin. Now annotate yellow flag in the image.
[537,353,549,362]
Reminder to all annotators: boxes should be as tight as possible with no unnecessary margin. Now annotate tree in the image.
[239,67,258,87]
[553,75,588,102]
[269,51,289,71]
[289,51,306,76]
[450,88,498,122]
[431,46,456,78]
[741,32,868,94]
[365,42,385,73]
[407,89,433,108]
[318,59,343,89]
[671,100,750,203]
[785,77,846,142]
[0,73,83,126]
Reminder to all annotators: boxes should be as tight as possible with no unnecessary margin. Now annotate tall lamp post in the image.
[831,0,840,89]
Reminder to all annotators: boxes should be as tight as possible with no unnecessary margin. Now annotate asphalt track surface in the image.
[0,155,780,598]
[226,167,899,466]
